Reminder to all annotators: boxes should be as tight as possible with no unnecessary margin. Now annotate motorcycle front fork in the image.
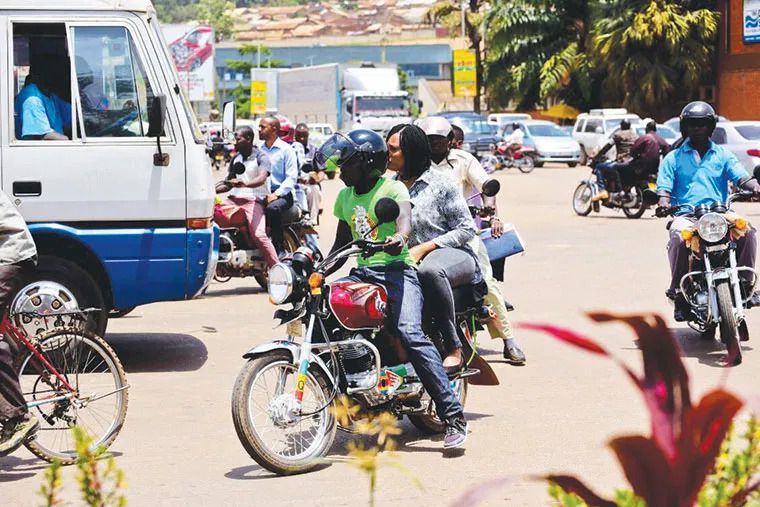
[703,249,745,324]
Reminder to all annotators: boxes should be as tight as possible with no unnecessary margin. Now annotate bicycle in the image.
[1,308,129,464]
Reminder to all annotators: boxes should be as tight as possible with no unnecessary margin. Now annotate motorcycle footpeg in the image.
[451,368,481,379]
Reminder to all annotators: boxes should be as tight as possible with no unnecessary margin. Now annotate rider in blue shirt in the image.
[15,71,71,141]
[656,101,760,320]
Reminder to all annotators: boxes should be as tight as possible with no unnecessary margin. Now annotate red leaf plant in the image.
[519,313,749,507]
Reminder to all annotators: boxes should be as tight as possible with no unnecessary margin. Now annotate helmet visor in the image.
[315,133,359,170]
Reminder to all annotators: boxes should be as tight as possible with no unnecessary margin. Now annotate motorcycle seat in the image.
[281,203,303,225]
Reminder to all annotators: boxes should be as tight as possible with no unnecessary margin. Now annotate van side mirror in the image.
[222,101,236,136]
[753,165,760,182]
[147,95,166,137]
[148,95,169,166]
[482,179,501,197]
[346,101,353,114]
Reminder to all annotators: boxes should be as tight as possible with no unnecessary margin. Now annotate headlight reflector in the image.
[268,263,294,304]
[697,213,728,243]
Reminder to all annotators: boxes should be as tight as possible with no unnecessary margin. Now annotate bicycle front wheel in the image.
[18,327,128,464]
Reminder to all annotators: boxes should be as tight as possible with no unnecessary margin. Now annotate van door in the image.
[3,19,185,223]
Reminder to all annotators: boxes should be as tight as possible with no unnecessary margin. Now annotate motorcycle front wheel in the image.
[716,280,742,366]
[622,187,647,219]
[231,351,336,475]
[572,183,594,216]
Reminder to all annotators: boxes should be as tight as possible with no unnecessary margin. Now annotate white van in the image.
[1,0,217,334]
[487,112,531,128]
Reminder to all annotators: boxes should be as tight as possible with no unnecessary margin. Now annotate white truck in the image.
[252,63,413,133]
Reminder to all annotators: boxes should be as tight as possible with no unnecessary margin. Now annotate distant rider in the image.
[655,101,760,321]
[629,120,670,179]
[591,119,638,202]
[294,123,324,224]
[504,123,524,156]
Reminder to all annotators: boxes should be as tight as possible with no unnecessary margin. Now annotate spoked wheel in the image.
[408,379,468,434]
[517,156,535,173]
[716,280,742,366]
[231,351,336,475]
[572,183,594,216]
[622,187,647,219]
[18,327,128,464]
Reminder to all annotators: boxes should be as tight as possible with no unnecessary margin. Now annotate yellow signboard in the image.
[452,49,476,97]
[250,80,267,116]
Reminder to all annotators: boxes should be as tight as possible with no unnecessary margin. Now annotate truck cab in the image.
[0,1,217,335]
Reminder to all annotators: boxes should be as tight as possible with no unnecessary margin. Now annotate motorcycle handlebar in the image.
[655,191,757,217]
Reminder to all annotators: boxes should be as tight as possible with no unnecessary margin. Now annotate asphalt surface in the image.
[3,164,760,506]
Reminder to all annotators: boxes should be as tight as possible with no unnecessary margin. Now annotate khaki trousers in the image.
[469,236,514,341]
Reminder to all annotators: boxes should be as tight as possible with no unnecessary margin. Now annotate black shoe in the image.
[443,414,468,450]
[747,291,760,309]
[503,339,526,365]
[444,354,465,376]
[674,297,690,322]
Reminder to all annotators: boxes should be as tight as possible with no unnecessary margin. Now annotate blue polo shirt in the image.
[656,139,747,207]
[260,137,299,198]
[15,84,71,140]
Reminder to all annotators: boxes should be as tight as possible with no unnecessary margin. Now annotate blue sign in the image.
[745,0,760,43]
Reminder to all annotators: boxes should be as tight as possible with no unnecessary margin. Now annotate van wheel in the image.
[10,256,107,337]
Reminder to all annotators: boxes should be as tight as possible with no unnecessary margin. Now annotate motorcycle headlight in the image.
[697,213,728,243]
[268,263,294,304]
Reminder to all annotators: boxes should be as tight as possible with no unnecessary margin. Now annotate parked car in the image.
[572,109,642,165]
[308,122,335,146]
[663,115,729,134]
[487,112,532,129]
[431,112,500,159]
[711,121,760,173]
[500,120,581,167]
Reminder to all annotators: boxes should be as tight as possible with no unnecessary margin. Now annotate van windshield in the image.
[149,16,204,144]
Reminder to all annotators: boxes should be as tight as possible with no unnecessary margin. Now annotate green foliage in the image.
[154,0,199,23]
[196,0,235,41]
[38,459,63,507]
[231,83,252,119]
[38,426,127,507]
[698,416,760,506]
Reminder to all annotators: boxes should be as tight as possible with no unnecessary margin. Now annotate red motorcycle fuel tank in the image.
[328,281,388,329]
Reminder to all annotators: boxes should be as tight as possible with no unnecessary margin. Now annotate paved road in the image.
[3,164,760,506]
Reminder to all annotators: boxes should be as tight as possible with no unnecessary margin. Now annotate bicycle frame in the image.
[1,315,75,393]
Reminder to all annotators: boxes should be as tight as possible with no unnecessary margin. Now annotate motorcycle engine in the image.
[229,250,254,270]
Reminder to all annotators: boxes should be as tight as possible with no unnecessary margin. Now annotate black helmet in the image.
[315,129,388,178]
[620,119,631,129]
[679,101,717,135]
[512,122,520,130]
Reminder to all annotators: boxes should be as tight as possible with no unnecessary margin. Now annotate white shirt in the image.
[430,148,490,203]
[507,128,524,145]
[229,149,270,200]
[0,191,37,265]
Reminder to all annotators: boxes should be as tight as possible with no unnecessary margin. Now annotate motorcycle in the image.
[572,155,658,219]
[481,141,537,174]
[213,166,319,289]
[656,177,760,366]
[231,198,498,475]
[207,137,234,171]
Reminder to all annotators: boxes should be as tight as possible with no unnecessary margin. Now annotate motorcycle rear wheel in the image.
[716,280,742,366]
[572,183,593,216]
[518,156,535,173]
[231,351,336,475]
[622,187,646,219]
[408,379,468,434]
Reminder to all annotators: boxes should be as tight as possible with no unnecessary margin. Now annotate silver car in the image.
[501,120,582,167]
[710,121,760,173]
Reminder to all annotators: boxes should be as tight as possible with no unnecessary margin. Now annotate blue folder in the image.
[479,224,526,261]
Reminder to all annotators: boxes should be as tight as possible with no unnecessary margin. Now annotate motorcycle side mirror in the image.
[232,162,246,175]
[753,165,760,182]
[642,188,659,206]
[482,179,501,197]
[374,197,400,225]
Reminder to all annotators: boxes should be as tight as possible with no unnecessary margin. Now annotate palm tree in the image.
[483,0,601,111]
[426,0,487,112]
[592,0,719,118]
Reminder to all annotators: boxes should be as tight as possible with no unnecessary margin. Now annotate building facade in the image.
[717,0,760,119]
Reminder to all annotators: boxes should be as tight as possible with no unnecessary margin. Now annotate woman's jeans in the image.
[345,263,463,421]
[417,247,478,354]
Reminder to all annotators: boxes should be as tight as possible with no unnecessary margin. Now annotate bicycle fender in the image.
[242,341,335,385]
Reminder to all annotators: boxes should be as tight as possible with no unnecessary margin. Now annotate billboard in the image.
[452,49,476,97]
[745,0,760,44]
[250,81,267,116]
[163,23,215,101]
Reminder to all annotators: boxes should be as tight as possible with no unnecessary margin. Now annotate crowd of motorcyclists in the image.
[3,97,756,460]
